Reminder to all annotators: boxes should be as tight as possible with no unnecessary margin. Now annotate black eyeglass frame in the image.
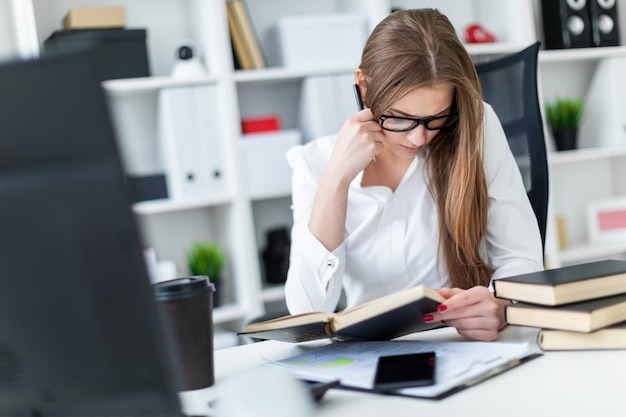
[379,113,459,132]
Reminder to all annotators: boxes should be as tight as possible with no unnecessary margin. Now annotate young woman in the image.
[284,9,543,342]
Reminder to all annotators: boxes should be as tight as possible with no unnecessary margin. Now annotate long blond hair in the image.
[359,9,492,288]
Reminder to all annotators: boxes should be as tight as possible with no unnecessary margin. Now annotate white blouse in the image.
[284,103,544,315]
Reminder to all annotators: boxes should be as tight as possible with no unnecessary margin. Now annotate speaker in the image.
[588,0,621,46]
[541,0,593,49]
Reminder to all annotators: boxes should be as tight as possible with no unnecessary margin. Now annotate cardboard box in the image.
[63,7,126,29]
[275,14,366,69]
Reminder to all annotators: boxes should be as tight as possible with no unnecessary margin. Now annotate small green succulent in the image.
[544,98,584,131]
[186,241,227,283]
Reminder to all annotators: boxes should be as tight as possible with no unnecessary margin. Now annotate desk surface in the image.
[180,326,626,416]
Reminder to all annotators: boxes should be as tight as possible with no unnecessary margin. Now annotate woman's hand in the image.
[308,108,385,252]
[423,286,510,342]
[324,108,385,185]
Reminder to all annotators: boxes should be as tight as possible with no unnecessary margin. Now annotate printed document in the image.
[267,339,538,399]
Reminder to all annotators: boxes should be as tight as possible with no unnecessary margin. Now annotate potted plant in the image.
[186,241,227,306]
[544,98,584,151]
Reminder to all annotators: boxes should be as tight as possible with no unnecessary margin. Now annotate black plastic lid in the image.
[153,276,215,301]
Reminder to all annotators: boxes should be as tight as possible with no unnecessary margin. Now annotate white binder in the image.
[158,85,229,202]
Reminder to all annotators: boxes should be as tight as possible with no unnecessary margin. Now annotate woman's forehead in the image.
[387,83,455,116]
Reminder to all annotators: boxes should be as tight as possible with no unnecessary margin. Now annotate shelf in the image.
[103,75,220,95]
[465,42,532,56]
[234,65,355,83]
[232,42,528,83]
[548,145,626,166]
[249,188,291,202]
[133,195,235,215]
[539,46,626,64]
[213,303,249,324]
[559,240,626,264]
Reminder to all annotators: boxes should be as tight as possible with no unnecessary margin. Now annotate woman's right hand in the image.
[324,108,385,184]
[308,108,385,252]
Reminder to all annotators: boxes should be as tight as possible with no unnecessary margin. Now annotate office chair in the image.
[474,42,549,252]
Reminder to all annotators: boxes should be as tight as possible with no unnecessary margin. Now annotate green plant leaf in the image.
[186,241,227,282]
[544,98,584,130]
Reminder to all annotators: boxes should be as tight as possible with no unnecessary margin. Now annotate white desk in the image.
[180,326,626,417]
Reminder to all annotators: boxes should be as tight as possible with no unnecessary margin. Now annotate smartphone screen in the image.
[373,352,436,391]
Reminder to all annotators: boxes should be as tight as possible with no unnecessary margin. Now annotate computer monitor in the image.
[0,50,182,415]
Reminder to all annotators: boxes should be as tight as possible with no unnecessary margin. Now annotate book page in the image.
[242,312,333,332]
[336,285,442,319]
[267,339,536,398]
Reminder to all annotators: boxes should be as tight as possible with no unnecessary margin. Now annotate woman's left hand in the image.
[424,286,510,342]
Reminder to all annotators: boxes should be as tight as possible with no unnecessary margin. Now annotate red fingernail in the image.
[438,305,447,312]
[423,314,434,322]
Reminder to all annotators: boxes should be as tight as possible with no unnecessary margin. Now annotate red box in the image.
[241,115,281,134]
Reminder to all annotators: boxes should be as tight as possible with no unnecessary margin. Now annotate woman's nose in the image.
[406,125,428,146]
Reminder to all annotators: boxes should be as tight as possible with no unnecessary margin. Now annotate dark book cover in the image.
[494,260,626,306]
[334,297,442,341]
[496,259,626,286]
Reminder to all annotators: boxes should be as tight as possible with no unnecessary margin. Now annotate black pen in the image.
[354,83,377,162]
[353,84,364,111]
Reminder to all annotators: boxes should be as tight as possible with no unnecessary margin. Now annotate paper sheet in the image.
[267,339,536,398]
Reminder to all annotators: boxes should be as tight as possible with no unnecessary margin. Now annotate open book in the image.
[239,285,445,343]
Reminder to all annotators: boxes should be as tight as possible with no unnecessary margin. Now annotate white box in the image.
[299,73,356,142]
[275,14,367,70]
[239,130,302,197]
[578,57,626,149]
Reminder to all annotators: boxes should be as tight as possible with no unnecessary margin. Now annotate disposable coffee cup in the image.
[153,276,215,390]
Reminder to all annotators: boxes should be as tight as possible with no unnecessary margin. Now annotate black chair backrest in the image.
[475,42,549,251]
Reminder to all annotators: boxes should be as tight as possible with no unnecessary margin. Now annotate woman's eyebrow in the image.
[386,106,452,118]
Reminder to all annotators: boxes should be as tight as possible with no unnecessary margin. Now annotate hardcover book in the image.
[238,285,444,343]
[538,322,626,351]
[493,259,626,306]
[226,0,265,70]
[505,293,626,333]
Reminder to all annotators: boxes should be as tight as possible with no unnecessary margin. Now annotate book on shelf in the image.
[238,285,444,343]
[493,259,626,306]
[538,321,626,351]
[505,292,626,333]
[226,0,266,70]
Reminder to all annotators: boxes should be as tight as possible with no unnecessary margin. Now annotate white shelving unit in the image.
[538,13,626,268]
[3,0,626,338]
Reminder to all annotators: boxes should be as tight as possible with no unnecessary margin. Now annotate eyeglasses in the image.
[379,113,458,132]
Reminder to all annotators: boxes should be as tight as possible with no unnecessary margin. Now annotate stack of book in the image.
[494,259,626,351]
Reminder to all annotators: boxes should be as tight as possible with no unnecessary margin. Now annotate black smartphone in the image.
[353,84,364,111]
[373,352,436,391]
